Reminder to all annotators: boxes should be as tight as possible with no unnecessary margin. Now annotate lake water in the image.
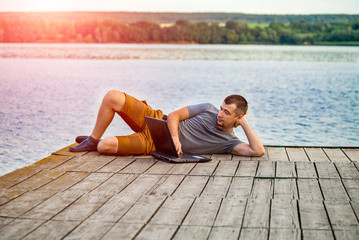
[0,44,358,176]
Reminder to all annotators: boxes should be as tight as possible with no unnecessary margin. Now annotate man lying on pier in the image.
[69,90,265,157]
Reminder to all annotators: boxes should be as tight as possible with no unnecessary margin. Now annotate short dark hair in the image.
[224,94,248,116]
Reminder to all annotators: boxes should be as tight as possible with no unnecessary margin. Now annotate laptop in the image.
[145,116,212,163]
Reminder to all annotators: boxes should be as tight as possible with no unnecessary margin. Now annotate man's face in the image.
[216,102,240,131]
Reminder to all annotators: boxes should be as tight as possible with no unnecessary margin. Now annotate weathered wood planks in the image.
[0,146,358,239]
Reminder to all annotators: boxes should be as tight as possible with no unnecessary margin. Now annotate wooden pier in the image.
[0,145,358,239]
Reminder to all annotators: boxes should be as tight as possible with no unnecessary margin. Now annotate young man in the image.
[70,90,265,157]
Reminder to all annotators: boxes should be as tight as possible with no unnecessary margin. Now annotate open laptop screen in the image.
[145,116,179,157]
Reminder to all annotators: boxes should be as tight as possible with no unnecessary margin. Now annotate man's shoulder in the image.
[187,103,218,118]
[189,102,217,110]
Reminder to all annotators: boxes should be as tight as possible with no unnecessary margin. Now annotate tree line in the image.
[1,12,358,24]
[0,18,359,45]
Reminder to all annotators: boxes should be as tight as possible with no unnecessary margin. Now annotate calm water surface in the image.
[0,44,358,176]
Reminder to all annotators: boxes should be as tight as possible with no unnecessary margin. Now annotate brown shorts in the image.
[116,93,164,155]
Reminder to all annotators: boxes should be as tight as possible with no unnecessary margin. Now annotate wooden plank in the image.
[173,176,209,197]
[0,190,55,217]
[53,193,113,221]
[267,147,289,162]
[97,157,134,172]
[334,230,359,240]
[350,201,359,222]
[299,200,331,230]
[90,173,138,195]
[297,179,323,200]
[208,227,240,240]
[146,174,185,196]
[35,171,90,192]
[239,228,268,240]
[325,201,358,229]
[286,147,309,162]
[256,161,275,178]
[319,179,350,201]
[315,162,340,178]
[200,176,232,198]
[274,179,298,199]
[232,155,251,161]
[22,220,80,240]
[304,148,330,162]
[251,179,273,199]
[0,188,26,206]
[167,162,196,175]
[214,160,239,176]
[323,148,351,163]
[64,220,115,240]
[214,198,246,227]
[270,199,300,228]
[269,229,301,240]
[296,162,317,178]
[65,172,113,194]
[150,196,195,225]
[242,199,270,228]
[182,197,222,226]
[0,216,13,228]
[342,179,359,200]
[173,226,212,240]
[226,177,254,198]
[51,155,91,172]
[89,174,163,222]
[102,223,144,240]
[235,161,258,177]
[135,224,178,240]
[145,160,176,174]
[33,154,73,169]
[9,169,64,191]
[211,154,232,161]
[342,148,359,162]
[189,161,219,176]
[335,162,359,179]
[114,174,163,198]
[276,161,296,178]
[0,165,42,188]
[22,191,83,219]
[119,195,167,224]
[0,219,45,240]
[89,193,140,222]
[302,230,334,239]
[119,157,157,174]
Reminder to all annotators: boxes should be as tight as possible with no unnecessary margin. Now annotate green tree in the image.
[224,29,239,44]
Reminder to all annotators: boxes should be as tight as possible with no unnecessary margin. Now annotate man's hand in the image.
[234,113,248,128]
[231,112,265,157]
[172,136,183,155]
[167,106,189,155]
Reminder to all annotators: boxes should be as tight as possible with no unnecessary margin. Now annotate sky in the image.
[0,0,358,14]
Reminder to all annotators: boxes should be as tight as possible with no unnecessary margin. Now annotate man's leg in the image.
[97,137,118,154]
[70,90,126,152]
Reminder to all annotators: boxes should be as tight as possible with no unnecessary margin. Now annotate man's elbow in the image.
[253,147,265,157]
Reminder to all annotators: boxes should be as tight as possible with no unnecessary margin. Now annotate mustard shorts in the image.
[116,93,164,155]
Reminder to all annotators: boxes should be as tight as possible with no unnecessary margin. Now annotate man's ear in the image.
[234,116,242,128]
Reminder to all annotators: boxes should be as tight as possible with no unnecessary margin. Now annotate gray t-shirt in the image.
[178,103,242,154]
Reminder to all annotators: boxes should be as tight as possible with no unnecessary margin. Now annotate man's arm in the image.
[231,114,265,157]
[167,106,190,155]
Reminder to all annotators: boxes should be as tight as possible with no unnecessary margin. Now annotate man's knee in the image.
[97,137,118,155]
[103,90,126,111]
